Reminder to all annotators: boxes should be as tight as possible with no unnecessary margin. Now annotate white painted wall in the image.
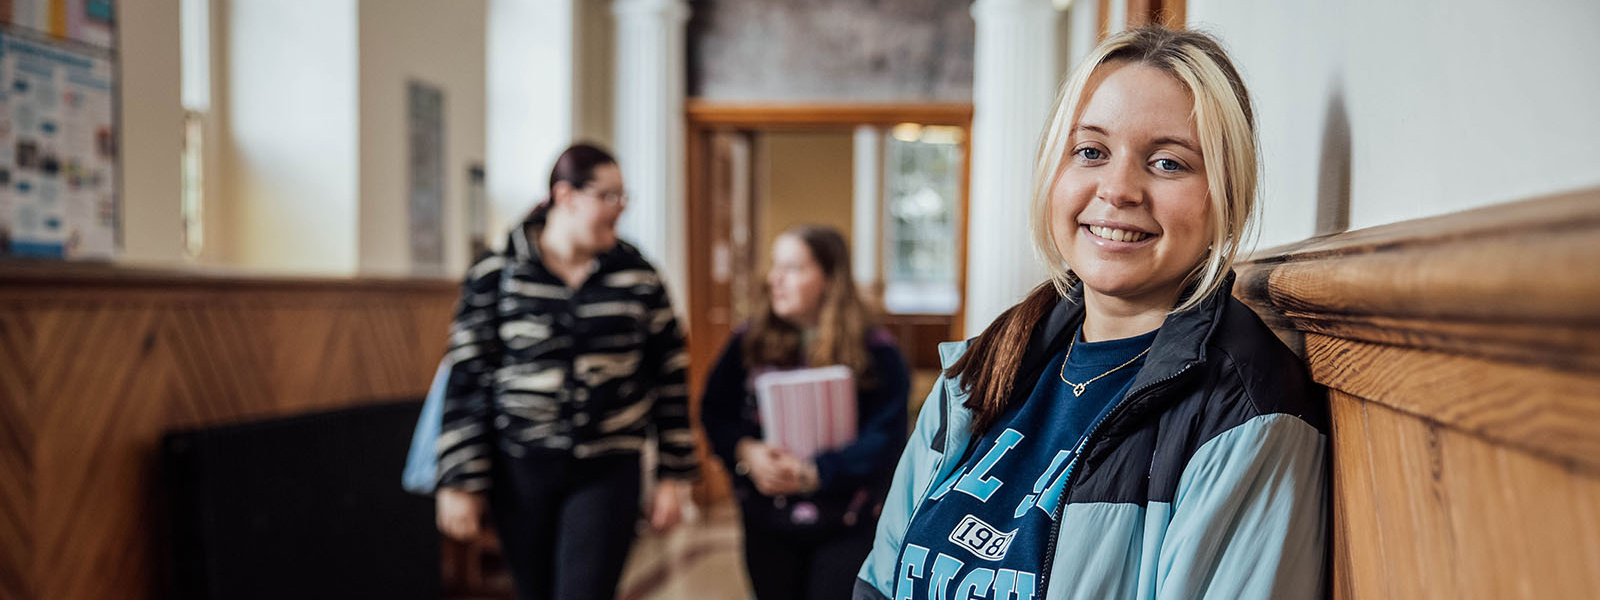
[117,0,185,266]
[106,0,498,275]
[358,0,487,276]
[1188,0,1600,250]
[486,0,578,250]
[223,0,360,274]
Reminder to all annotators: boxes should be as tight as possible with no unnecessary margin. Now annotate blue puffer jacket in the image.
[854,274,1329,600]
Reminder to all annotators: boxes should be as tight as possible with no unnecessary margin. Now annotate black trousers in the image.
[489,453,641,600]
[742,518,877,600]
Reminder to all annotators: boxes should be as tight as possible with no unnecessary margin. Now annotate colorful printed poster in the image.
[1,0,116,49]
[0,26,118,259]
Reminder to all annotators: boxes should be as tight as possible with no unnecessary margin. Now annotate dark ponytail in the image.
[547,142,617,201]
[946,282,1063,435]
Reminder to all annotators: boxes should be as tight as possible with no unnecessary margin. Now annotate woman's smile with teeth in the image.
[1086,224,1153,243]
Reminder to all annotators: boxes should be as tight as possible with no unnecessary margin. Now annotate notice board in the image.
[1,0,118,259]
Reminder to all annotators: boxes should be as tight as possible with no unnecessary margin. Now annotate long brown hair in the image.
[955,26,1259,435]
[947,282,1064,435]
[744,225,875,380]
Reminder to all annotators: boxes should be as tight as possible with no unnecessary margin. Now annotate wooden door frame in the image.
[684,99,975,348]
[683,101,974,500]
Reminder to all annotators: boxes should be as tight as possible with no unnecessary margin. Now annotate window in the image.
[882,124,964,315]
[180,0,210,259]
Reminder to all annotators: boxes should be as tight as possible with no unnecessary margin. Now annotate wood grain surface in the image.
[1236,188,1600,600]
[0,263,456,600]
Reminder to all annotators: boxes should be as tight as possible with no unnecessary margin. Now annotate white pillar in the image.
[965,0,1060,335]
[852,125,882,291]
[613,0,690,314]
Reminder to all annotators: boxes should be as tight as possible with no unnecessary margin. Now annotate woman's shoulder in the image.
[865,327,911,361]
[717,324,750,360]
[865,326,899,349]
[1204,297,1325,429]
[461,250,508,285]
[601,239,656,271]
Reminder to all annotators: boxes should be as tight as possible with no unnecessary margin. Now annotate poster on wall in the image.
[408,80,444,275]
[0,26,118,260]
[1,0,116,49]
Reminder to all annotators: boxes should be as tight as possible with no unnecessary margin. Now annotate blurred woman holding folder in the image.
[701,225,911,600]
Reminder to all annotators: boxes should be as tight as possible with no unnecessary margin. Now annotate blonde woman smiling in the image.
[854,27,1329,600]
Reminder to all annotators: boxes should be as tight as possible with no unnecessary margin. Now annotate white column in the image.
[851,125,882,291]
[613,0,690,314]
[965,0,1060,335]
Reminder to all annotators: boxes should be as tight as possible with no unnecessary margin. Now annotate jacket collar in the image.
[505,203,639,276]
[507,203,550,263]
[1048,273,1234,395]
[938,272,1237,412]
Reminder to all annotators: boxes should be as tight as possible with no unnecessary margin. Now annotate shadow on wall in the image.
[1316,84,1352,236]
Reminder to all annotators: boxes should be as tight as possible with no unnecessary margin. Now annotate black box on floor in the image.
[163,400,439,600]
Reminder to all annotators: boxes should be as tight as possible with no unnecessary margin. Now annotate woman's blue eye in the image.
[1154,158,1183,172]
[1078,148,1104,161]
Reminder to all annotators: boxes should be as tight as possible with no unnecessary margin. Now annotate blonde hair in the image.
[951,27,1261,435]
[1030,26,1259,314]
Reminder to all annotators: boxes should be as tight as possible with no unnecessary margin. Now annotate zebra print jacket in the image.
[435,209,697,492]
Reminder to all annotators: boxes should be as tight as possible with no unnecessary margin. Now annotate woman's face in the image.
[561,163,626,252]
[767,234,828,327]
[1050,62,1214,306]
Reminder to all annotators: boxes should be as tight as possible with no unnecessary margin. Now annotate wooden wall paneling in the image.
[1325,370,1600,600]
[0,309,35,600]
[1452,417,1600,598]
[33,306,166,600]
[1235,188,1600,600]
[1353,391,1458,600]
[1303,334,1600,474]
[1236,190,1600,372]
[878,314,956,372]
[0,264,457,600]
[1326,392,1382,600]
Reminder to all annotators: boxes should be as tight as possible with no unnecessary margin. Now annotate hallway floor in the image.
[615,500,754,600]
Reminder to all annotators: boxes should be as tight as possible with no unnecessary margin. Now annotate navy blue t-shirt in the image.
[892,327,1157,600]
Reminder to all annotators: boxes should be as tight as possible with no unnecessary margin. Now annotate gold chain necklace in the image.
[1059,333,1151,397]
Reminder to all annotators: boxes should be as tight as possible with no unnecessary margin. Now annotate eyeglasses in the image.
[580,186,629,208]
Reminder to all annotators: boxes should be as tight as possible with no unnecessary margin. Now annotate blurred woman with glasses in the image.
[433,143,698,600]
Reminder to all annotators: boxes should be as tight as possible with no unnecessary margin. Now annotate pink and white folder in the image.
[753,365,858,460]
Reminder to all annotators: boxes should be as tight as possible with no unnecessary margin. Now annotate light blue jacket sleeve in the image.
[1155,414,1329,600]
[855,371,953,599]
[401,359,452,495]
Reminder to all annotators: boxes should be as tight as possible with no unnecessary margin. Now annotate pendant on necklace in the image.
[1072,383,1087,397]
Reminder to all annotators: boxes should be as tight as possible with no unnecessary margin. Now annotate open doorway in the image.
[682,102,971,501]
